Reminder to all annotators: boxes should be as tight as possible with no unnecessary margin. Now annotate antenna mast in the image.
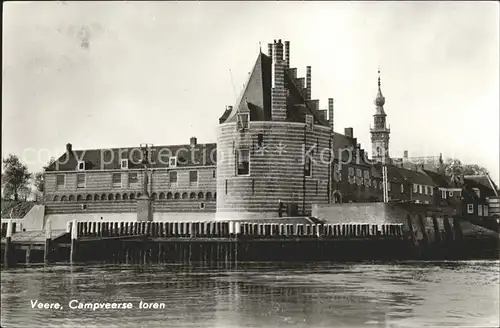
[229,69,237,102]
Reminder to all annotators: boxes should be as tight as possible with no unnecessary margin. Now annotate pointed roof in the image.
[219,49,328,126]
[223,52,272,123]
[374,70,386,115]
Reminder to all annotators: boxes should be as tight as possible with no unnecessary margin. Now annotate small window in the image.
[121,159,128,169]
[400,184,404,193]
[430,187,434,196]
[189,171,198,186]
[56,175,65,189]
[304,156,312,177]
[237,113,249,130]
[169,171,178,183]
[305,114,313,130]
[424,186,428,195]
[77,173,86,188]
[478,205,483,216]
[128,172,138,184]
[418,185,423,194]
[467,204,474,214]
[236,149,250,176]
[364,170,369,179]
[169,157,177,168]
[356,169,362,177]
[413,184,418,193]
[112,173,121,187]
[442,190,447,199]
[77,161,85,171]
[348,167,354,176]
[484,206,489,216]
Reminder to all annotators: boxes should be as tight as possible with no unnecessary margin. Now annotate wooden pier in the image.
[1,214,498,268]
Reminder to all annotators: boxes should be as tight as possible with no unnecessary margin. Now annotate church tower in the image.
[370,70,391,164]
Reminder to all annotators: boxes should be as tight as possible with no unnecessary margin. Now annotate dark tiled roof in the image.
[220,51,328,126]
[1,201,35,218]
[464,175,499,197]
[464,175,499,194]
[386,166,436,185]
[396,167,436,186]
[423,169,451,188]
[46,143,217,172]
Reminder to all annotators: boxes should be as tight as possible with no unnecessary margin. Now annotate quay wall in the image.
[312,202,460,243]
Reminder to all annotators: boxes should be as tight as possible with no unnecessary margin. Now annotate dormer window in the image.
[169,157,177,168]
[121,159,128,170]
[77,161,85,171]
[237,113,249,131]
[305,114,313,130]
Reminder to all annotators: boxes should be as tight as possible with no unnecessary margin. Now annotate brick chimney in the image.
[284,41,290,68]
[271,39,286,121]
[190,137,197,147]
[403,150,408,159]
[267,43,273,58]
[328,98,334,132]
[66,143,72,153]
[305,66,312,100]
[344,128,353,138]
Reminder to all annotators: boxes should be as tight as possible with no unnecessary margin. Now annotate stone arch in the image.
[123,193,129,200]
[332,190,343,204]
[69,195,75,201]
[108,194,114,201]
[100,193,106,201]
[159,192,165,200]
[86,194,92,201]
[151,193,157,200]
[130,193,135,200]
[206,192,213,201]
[61,195,67,202]
[198,192,204,199]
[53,195,59,202]
[77,195,83,201]
[167,192,173,199]
[182,192,188,200]
[116,193,121,200]
[94,194,100,201]
[190,192,196,199]
[174,192,180,200]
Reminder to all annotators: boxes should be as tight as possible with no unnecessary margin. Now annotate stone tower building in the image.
[370,70,391,164]
[216,39,334,220]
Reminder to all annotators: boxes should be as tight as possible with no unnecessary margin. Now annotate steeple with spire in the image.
[370,69,391,164]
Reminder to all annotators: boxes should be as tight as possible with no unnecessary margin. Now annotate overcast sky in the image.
[2,1,499,183]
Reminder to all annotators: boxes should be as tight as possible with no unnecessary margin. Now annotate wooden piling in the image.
[44,219,52,264]
[3,219,13,268]
[70,219,78,263]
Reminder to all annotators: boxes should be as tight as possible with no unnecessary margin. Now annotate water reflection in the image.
[1,261,499,327]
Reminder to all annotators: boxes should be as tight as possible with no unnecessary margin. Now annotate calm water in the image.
[1,261,499,328]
